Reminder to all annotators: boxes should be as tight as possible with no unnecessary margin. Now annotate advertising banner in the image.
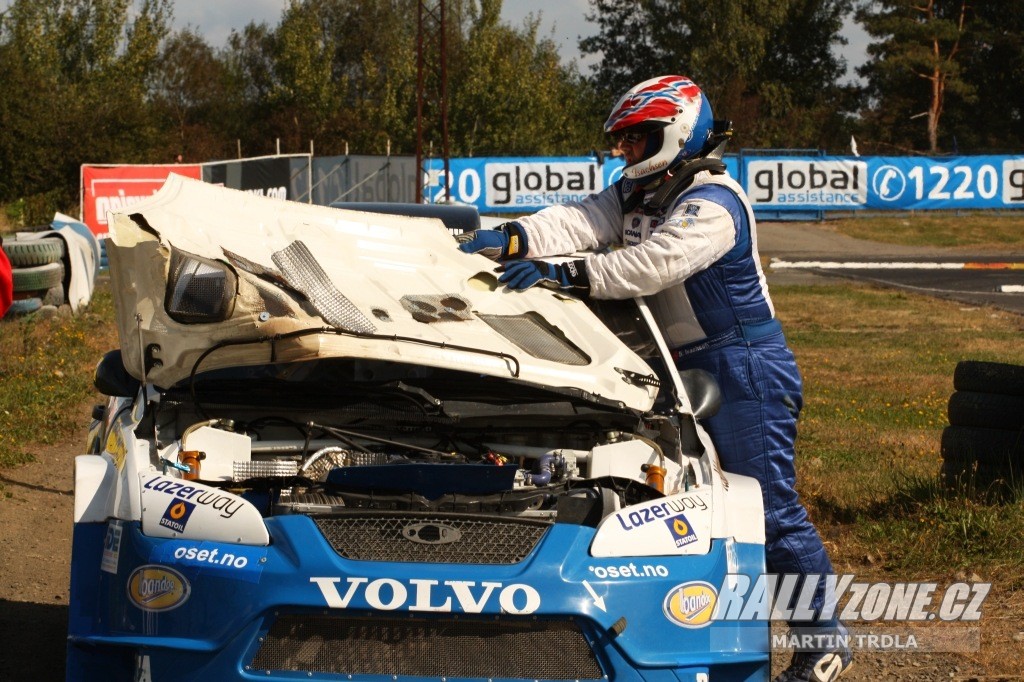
[423,155,741,214]
[742,155,1024,211]
[202,156,305,200]
[81,164,202,237]
[313,155,417,205]
[423,157,621,213]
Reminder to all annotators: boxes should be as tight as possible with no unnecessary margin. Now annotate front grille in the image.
[250,615,603,679]
[314,512,549,564]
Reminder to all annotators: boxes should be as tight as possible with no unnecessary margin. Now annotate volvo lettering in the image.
[310,577,543,615]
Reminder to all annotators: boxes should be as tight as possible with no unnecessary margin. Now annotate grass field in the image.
[2,214,1023,584]
[0,287,117,469]
[774,283,1024,580]
[824,211,1024,250]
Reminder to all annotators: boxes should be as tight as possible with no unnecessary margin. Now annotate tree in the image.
[579,0,670,100]
[0,0,171,219]
[272,1,342,149]
[857,0,973,153]
[221,22,281,156]
[449,0,603,156]
[756,0,859,148]
[216,0,599,158]
[153,29,232,161]
[940,0,1024,152]
[579,0,856,151]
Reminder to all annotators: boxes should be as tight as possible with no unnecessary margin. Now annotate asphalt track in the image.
[758,222,1024,315]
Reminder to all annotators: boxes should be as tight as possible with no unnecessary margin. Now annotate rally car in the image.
[68,175,769,681]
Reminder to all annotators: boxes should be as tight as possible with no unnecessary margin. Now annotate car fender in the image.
[73,454,118,523]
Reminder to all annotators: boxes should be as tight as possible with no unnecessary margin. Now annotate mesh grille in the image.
[272,240,376,333]
[232,460,298,481]
[314,513,549,564]
[477,313,590,366]
[250,615,603,679]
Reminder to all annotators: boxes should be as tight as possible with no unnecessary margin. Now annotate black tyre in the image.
[12,262,64,292]
[947,391,1024,430]
[940,456,1021,492]
[2,237,64,266]
[954,360,1024,397]
[941,425,1024,465]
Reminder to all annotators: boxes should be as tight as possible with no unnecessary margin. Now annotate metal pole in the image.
[440,0,450,205]
[415,1,425,204]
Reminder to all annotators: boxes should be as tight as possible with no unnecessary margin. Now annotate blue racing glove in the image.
[456,222,528,260]
[497,259,590,294]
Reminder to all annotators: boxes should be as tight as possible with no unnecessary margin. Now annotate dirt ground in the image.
[2,223,1024,680]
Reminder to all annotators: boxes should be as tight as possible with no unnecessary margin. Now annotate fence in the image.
[423,153,1024,217]
[82,151,1024,236]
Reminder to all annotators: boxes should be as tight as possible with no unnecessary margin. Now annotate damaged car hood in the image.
[107,174,658,412]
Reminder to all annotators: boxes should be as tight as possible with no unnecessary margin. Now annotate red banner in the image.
[81,165,202,237]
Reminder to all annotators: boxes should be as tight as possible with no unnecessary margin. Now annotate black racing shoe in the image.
[774,648,853,682]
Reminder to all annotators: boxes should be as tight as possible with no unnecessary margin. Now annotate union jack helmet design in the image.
[605,75,714,180]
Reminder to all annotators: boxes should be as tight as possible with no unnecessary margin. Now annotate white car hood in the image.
[107,175,658,412]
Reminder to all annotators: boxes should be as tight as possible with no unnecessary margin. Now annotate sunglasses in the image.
[609,129,648,146]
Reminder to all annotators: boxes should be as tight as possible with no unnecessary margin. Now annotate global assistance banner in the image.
[423,156,623,211]
[743,155,1024,211]
[425,155,1024,214]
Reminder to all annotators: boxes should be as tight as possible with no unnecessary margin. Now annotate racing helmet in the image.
[604,75,715,181]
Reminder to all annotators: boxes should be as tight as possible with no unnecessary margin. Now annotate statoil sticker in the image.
[127,565,191,612]
[159,499,196,533]
[664,513,698,548]
[664,581,718,628]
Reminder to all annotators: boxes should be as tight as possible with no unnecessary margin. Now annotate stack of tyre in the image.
[1,233,66,318]
[942,360,1024,494]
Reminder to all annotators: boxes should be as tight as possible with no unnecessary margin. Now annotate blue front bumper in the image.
[67,517,768,681]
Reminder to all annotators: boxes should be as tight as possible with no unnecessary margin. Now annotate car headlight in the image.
[166,247,237,323]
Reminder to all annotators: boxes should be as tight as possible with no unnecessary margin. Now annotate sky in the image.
[0,0,871,80]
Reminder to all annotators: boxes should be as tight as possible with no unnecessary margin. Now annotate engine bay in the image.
[140,364,707,525]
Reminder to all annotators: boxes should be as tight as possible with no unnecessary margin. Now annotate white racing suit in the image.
[515,170,837,627]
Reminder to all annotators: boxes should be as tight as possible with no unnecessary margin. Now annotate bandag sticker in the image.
[664,581,718,628]
[127,565,191,612]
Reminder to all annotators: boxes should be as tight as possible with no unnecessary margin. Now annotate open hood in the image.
[106,175,658,413]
